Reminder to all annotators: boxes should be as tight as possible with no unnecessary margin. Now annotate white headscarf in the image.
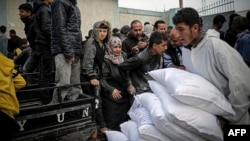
[105,36,124,64]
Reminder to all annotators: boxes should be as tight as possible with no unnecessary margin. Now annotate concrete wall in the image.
[201,11,235,32]
[5,0,26,38]
[167,8,180,27]
[236,9,249,17]
[0,0,7,26]
[79,0,119,38]
[118,8,163,27]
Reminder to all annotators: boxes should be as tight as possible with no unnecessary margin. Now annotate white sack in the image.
[149,68,235,117]
[139,124,173,141]
[149,80,223,141]
[136,92,206,141]
[105,130,129,141]
[120,120,140,141]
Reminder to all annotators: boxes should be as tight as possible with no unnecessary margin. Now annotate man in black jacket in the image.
[34,0,53,104]
[122,20,148,58]
[50,0,82,103]
[19,3,38,85]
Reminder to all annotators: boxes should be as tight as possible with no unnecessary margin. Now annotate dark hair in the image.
[148,31,168,48]
[144,22,150,26]
[199,17,203,26]
[0,25,7,33]
[228,13,239,29]
[246,11,250,20]
[173,7,200,27]
[130,20,141,29]
[18,3,33,12]
[21,38,28,44]
[154,20,166,29]
[7,36,22,52]
[213,14,226,25]
[233,16,248,31]
[85,29,93,39]
[167,26,173,29]
[9,29,16,34]
[120,25,130,34]
[112,28,120,34]
[99,23,109,29]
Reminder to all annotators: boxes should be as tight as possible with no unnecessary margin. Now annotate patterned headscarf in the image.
[105,36,124,64]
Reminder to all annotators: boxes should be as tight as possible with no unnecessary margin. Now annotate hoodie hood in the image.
[92,20,111,47]
[0,52,14,76]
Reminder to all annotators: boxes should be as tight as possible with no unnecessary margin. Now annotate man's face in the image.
[155,23,166,32]
[166,28,172,38]
[175,22,199,46]
[9,32,15,38]
[19,9,31,19]
[131,22,142,39]
[153,40,168,55]
[170,32,182,48]
[98,28,108,41]
[217,22,225,30]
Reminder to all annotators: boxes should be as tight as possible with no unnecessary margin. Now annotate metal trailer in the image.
[10,74,103,141]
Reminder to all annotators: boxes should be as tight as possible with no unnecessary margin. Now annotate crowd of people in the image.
[1,0,250,140]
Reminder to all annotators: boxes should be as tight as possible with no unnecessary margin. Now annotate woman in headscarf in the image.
[100,36,135,131]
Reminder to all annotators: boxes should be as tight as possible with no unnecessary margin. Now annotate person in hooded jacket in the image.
[0,51,26,140]
[50,0,82,103]
[81,20,111,133]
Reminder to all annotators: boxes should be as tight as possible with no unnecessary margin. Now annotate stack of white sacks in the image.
[105,68,236,141]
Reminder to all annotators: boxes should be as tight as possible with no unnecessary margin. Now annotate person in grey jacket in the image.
[81,20,111,133]
[173,7,250,125]
[50,0,82,103]
[118,31,168,94]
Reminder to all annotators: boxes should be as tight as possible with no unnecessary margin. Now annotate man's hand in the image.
[132,46,140,54]
[127,84,136,95]
[90,79,99,86]
[112,89,122,100]
[137,41,147,49]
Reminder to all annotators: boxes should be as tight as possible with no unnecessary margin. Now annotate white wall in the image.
[234,0,250,12]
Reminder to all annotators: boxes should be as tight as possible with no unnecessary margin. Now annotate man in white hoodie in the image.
[173,7,250,125]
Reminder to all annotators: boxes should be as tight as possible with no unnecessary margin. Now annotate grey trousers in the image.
[51,54,81,103]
